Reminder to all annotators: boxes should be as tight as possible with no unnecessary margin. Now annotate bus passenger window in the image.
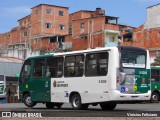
[64,55,84,77]
[33,59,45,78]
[151,69,160,82]
[85,52,108,76]
[46,57,63,78]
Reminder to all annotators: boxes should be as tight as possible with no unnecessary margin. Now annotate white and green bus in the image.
[0,75,6,100]
[18,46,151,110]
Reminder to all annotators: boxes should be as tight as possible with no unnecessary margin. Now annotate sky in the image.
[0,0,160,33]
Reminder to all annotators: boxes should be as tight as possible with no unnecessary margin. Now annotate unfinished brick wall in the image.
[72,17,105,37]
[0,32,11,46]
[18,15,31,43]
[130,25,160,49]
[30,4,69,50]
[0,4,137,55]
[10,27,21,45]
[31,5,42,35]
[69,11,92,22]
[104,24,119,31]
[71,33,104,51]
[31,38,41,50]
[147,28,160,48]
[40,5,69,35]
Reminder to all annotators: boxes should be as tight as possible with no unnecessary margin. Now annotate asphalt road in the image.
[1,103,160,117]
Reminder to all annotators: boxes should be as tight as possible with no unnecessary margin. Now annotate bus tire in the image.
[151,92,159,103]
[46,102,55,109]
[23,94,37,108]
[71,94,83,110]
[100,102,117,110]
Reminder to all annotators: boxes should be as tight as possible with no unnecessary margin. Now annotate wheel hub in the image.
[152,95,158,101]
[73,97,80,107]
[26,96,32,105]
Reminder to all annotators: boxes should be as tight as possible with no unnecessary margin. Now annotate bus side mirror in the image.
[119,72,126,85]
[15,73,20,78]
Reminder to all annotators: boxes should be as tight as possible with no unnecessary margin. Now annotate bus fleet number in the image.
[99,80,107,83]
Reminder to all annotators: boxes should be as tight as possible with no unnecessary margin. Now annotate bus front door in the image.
[30,76,51,102]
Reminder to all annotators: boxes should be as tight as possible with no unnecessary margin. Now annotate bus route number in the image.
[99,80,107,83]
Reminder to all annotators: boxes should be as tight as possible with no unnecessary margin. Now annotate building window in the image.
[69,27,72,35]
[45,23,52,28]
[64,55,84,77]
[46,9,51,14]
[85,52,108,76]
[35,10,38,15]
[59,24,65,30]
[34,38,38,44]
[59,11,64,16]
[23,31,27,37]
[80,23,85,29]
[50,36,57,43]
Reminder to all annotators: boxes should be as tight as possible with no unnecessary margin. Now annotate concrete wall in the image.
[144,4,160,29]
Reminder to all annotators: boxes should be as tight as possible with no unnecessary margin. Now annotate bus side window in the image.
[85,52,108,76]
[20,60,31,83]
[46,57,63,78]
[64,55,84,77]
[151,69,159,82]
[33,59,45,78]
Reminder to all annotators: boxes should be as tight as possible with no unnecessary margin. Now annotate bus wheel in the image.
[71,94,82,110]
[151,92,159,103]
[100,102,117,111]
[46,102,55,109]
[23,94,37,108]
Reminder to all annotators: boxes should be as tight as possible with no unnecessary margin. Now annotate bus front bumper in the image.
[111,90,151,101]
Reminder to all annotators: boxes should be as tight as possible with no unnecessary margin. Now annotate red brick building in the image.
[0,4,134,59]
[123,3,160,62]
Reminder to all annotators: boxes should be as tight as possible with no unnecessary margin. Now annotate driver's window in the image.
[20,60,31,83]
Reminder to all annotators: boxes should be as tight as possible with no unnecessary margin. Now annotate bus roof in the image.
[27,46,147,59]
[27,47,113,59]
[27,54,54,59]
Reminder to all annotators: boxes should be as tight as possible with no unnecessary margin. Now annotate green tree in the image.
[151,56,160,66]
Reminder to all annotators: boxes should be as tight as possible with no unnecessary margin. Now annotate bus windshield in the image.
[121,52,146,68]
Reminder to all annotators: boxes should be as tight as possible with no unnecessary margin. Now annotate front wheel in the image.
[23,94,37,108]
[100,102,117,111]
[151,92,159,103]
